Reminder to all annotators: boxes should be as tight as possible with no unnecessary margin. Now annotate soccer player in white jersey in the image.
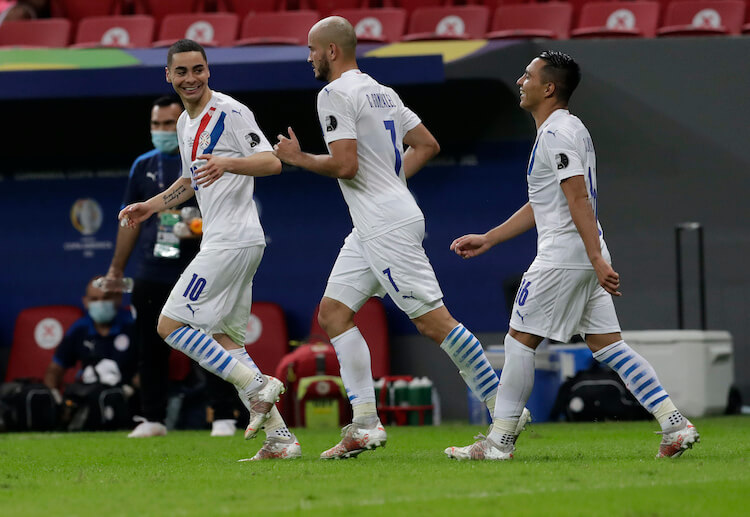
[447,51,700,461]
[118,39,300,461]
[273,16,529,459]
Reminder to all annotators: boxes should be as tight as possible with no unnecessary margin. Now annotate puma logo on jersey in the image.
[515,310,527,323]
[187,304,199,317]
[146,172,157,182]
[546,130,557,137]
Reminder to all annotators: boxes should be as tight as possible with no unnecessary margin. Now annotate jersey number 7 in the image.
[383,120,402,176]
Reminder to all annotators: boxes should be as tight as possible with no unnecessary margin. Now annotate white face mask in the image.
[88,300,116,324]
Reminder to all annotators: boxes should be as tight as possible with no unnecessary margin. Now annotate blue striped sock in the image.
[440,324,499,403]
[594,340,671,412]
[165,326,239,381]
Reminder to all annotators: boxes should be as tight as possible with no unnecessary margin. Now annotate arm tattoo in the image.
[163,185,187,207]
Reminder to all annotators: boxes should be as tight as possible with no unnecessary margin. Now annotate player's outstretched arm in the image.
[119,177,194,229]
[273,127,358,179]
[192,151,281,188]
[561,175,621,296]
[402,124,440,179]
[450,203,535,259]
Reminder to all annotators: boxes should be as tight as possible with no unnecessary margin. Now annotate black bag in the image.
[551,363,651,422]
[63,381,130,431]
[0,379,59,431]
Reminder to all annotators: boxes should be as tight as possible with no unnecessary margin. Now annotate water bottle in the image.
[93,276,134,293]
[392,379,409,407]
[407,378,422,426]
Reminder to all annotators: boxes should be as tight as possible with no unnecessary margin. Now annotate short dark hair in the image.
[152,95,182,109]
[537,50,581,104]
[167,39,207,67]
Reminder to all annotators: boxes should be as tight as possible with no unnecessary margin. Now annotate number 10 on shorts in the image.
[183,273,206,301]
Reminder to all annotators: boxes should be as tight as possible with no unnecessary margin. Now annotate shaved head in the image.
[309,16,357,58]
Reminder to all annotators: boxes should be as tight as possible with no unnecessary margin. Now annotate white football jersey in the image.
[527,109,610,269]
[317,69,423,241]
[177,91,272,251]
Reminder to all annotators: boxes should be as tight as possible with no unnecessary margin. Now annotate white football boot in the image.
[444,433,513,461]
[127,417,167,438]
[242,376,286,440]
[210,419,237,437]
[656,419,700,458]
[238,436,302,461]
[514,407,532,443]
[320,420,387,459]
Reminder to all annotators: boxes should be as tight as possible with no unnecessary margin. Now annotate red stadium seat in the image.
[244,302,291,375]
[312,0,363,17]
[334,8,408,42]
[154,12,239,47]
[0,18,72,47]
[136,0,204,26]
[394,0,444,17]
[402,5,490,40]
[72,15,155,47]
[571,1,660,38]
[215,0,279,20]
[657,0,745,35]
[562,0,615,25]
[744,0,750,32]
[486,3,573,39]
[235,10,319,45]
[52,0,122,25]
[6,306,84,384]
[309,298,390,379]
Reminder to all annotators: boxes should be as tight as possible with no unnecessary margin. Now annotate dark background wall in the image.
[1,38,747,419]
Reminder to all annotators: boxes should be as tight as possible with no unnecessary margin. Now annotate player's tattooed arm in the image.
[119,178,194,228]
[159,177,195,210]
[163,184,187,206]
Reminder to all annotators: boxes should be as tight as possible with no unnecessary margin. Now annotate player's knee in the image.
[156,314,182,340]
[318,298,352,337]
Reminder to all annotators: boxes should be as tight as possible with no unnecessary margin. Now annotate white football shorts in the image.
[161,245,264,344]
[508,266,621,342]
[324,221,444,319]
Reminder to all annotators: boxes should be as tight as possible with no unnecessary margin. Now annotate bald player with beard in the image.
[273,17,530,459]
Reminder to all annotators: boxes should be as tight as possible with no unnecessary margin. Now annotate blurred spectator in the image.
[0,0,48,24]
[43,276,138,430]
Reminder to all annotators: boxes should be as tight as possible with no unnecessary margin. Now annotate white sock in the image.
[331,327,376,405]
[264,406,293,440]
[593,340,677,430]
[352,401,378,427]
[493,334,536,422]
[440,323,499,404]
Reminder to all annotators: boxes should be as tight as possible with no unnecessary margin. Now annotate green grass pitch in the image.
[1,416,748,516]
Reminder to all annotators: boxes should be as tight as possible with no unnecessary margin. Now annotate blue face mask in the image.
[151,130,179,154]
[88,301,117,324]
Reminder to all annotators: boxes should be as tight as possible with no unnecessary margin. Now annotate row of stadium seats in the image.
[2,2,749,48]
[43,0,750,26]
[5,299,390,386]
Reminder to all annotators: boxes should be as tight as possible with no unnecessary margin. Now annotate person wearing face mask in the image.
[103,97,240,438]
[44,276,137,405]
